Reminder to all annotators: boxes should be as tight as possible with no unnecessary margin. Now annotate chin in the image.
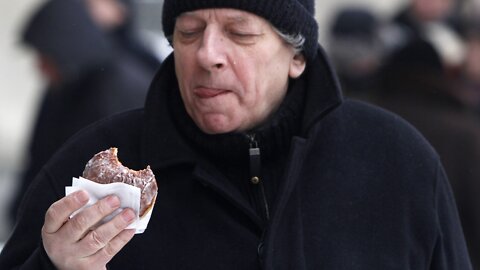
[200,124,236,135]
[198,117,238,134]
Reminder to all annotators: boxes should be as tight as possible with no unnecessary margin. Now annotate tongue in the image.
[195,88,227,98]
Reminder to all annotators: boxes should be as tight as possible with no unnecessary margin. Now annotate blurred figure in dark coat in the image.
[455,28,480,115]
[390,0,465,72]
[453,0,480,116]
[327,7,386,101]
[8,0,152,224]
[394,0,454,36]
[373,40,480,269]
[85,0,162,72]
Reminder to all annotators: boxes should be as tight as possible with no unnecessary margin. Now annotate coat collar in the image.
[141,46,343,169]
[141,54,194,169]
[301,46,344,134]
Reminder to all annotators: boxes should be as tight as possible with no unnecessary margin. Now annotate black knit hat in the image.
[162,0,319,62]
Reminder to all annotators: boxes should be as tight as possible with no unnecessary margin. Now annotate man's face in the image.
[173,8,305,134]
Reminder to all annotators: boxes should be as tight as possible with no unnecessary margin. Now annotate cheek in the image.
[260,57,290,92]
[174,54,197,113]
[175,53,195,88]
[237,58,289,116]
[174,52,189,79]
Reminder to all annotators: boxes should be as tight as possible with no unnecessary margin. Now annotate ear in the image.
[289,53,306,78]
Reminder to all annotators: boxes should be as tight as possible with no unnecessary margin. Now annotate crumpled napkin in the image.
[65,177,154,234]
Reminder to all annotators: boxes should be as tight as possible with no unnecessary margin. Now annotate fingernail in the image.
[122,209,135,223]
[106,195,120,208]
[75,190,89,203]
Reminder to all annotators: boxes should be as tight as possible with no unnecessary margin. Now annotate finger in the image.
[77,208,136,257]
[43,190,90,234]
[93,229,136,265]
[64,195,121,242]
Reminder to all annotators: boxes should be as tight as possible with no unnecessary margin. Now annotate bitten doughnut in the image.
[82,147,158,217]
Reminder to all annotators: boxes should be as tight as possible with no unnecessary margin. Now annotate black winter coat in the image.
[0,50,472,269]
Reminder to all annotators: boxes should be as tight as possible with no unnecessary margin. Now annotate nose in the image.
[196,26,227,71]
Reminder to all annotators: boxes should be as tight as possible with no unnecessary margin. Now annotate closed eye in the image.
[228,31,262,45]
[176,29,203,43]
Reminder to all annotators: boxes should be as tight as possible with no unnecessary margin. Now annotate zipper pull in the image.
[248,134,261,185]
[247,134,270,221]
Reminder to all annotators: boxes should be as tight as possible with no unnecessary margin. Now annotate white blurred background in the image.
[0,0,407,247]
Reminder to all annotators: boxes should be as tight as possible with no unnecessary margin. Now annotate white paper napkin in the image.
[65,177,154,234]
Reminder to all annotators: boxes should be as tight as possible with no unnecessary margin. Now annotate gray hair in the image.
[273,27,306,55]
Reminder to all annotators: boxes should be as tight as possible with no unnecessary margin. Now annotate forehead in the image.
[176,8,268,26]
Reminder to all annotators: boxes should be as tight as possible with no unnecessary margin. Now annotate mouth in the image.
[193,87,230,98]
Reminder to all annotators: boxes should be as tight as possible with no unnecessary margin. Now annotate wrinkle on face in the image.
[172,8,305,134]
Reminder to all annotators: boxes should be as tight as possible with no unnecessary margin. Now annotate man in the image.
[0,0,472,269]
[327,7,385,99]
[390,0,465,70]
[84,0,164,70]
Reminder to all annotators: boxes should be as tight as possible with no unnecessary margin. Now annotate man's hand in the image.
[42,190,136,270]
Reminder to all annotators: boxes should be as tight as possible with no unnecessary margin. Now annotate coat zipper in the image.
[247,134,270,221]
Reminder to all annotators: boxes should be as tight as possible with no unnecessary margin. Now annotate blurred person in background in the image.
[372,39,480,269]
[7,0,153,225]
[394,0,455,34]
[327,7,386,101]
[389,0,466,72]
[84,0,163,72]
[453,0,480,115]
[455,28,480,114]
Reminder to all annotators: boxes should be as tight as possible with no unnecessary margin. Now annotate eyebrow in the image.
[225,15,251,24]
[178,11,254,26]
